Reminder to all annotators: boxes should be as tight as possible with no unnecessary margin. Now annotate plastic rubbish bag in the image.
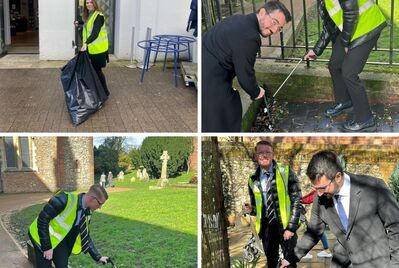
[60,51,107,126]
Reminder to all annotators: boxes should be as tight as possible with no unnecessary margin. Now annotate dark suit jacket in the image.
[286,173,399,268]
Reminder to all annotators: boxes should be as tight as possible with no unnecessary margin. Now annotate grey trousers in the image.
[328,33,380,123]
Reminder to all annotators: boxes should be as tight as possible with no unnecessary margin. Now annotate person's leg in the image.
[261,221,280,268]
[94,67,110,96]
[32,242,52,268]
[328,36,351,105]
[202,46,242,132]
[320,232,329,249]
[341,34,380,123]
[52,239,70,268]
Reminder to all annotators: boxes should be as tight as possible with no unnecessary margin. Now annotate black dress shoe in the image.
[342,117,376,132]
[325,101,353,117]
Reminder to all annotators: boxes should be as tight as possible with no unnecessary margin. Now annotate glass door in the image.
[0,0,6,56]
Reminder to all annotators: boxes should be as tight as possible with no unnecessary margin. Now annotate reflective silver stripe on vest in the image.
[328,0,341,17]
[49,226,63,241]
[90,35,108,45]
[54,194,76,231]
[336,0,375,30]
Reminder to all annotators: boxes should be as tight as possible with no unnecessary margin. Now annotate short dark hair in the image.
[255,140,274,152]
[260,0,292,23]
[306,150,343,182]
[88,184,108,201]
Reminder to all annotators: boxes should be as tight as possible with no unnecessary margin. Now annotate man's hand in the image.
[279,259,290,268]
[80,44,87,52]
[304,49,316,61]
[43,249,53,260]
[255,86,265,100]
[283,230,294,240]
[344,47,348,54]
[98,256,109,264]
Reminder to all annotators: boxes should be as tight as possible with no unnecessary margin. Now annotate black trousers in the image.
[202,45,242,132]
[94,67,110,97]
[30,227,78,268]
[328,33,380,123]
[261,220,297,268]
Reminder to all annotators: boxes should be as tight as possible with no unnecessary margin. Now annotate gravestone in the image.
[130,176,136,182]
[157,150,170,187]
[117,171,124,181]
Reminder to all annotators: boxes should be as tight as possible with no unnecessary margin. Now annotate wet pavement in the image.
[229,223,333,268]
[0,60,197,133]
[253,101,399,133]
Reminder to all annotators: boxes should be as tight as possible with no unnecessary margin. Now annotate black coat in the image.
[248,161,302,235]
[313,0,386,56]
[202,13,261,132]
[30,192,102,261]
[83,13,108,69]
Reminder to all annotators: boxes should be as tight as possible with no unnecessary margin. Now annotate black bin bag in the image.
[60,51,108,126]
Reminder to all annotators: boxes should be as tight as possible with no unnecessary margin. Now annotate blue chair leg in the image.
[153,39,161,64]
[145,48,151,71]
[187,41,192,62]
[163,42,169,72]
[140,49,148,83]
[173,48,178,87]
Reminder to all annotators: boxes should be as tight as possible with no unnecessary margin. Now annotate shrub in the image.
[140,137,193,178]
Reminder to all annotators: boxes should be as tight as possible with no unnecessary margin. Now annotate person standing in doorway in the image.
[304,0,386,132]
[77,0,110,96]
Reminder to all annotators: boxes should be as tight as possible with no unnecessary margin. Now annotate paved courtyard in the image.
[0,60,197,132]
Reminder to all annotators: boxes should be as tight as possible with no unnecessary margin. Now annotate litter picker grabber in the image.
[101,257,117,268]
[261,58,303,131]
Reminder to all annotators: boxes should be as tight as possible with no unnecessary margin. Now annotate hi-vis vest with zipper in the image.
[324,0,386,41]
[83,11,109,55]
[248,164,291,234]
[29,192,90,254]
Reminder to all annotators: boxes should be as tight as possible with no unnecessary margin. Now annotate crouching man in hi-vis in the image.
[28,184,109,267]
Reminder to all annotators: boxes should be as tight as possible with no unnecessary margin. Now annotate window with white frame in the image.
[3,137,33,170]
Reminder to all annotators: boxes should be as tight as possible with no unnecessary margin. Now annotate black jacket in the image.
[313,0,386,56]
[31,192,101,261]
[248,161,302,234]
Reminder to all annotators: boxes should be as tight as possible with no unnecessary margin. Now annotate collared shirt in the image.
[333,172,351,219]
[260,165,274,205]
[76,193,87,226]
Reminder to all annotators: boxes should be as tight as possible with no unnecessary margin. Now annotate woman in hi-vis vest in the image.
[77,0,110,96]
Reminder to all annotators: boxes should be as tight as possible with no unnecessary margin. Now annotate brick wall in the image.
[213,137,399,215]
[0,137,94,193]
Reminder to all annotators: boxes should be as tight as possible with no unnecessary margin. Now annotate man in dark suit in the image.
[280,150,399,268]
[202,1,291,132]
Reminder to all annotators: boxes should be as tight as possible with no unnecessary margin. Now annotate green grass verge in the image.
[9,179,197,268]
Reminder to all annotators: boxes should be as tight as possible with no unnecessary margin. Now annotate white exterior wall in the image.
[38,0,197,62]
[39,0,75,60]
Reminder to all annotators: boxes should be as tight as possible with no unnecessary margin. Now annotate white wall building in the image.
[0,0,197,62]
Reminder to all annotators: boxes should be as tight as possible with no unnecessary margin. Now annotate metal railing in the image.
[202,0,398,66]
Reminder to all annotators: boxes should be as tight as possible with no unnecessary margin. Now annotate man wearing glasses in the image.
[28,184,110,267]
[280,150,399,268]
[246,140,302,267]
[202,1,291,132]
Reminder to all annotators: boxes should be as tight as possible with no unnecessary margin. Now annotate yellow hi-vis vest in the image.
[29,192,89,254]
[324,0,386,41]
[248,164,291,234]
[83,11,109,55]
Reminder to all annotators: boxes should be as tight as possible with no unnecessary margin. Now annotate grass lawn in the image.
[9,174,197,268]
[289,1,399,69]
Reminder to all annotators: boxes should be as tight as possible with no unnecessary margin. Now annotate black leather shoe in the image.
[342,117,376,132]
[325,101,353,117]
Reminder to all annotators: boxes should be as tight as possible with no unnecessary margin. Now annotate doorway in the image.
[0,0,6,56]
[7,0,39,54]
